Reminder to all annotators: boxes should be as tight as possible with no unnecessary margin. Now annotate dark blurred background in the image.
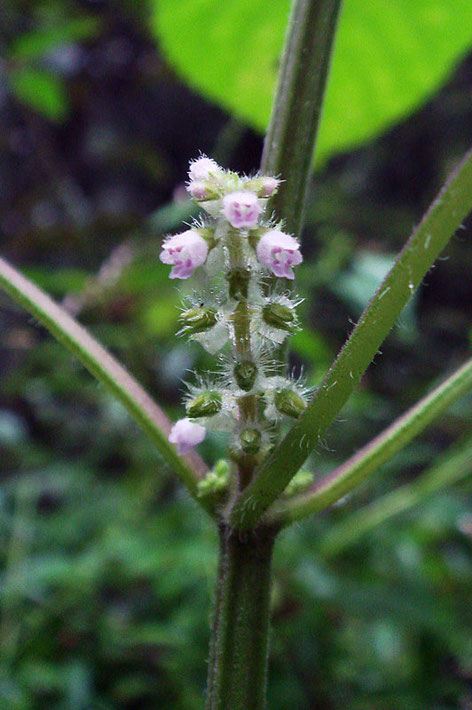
[1,1,472,708]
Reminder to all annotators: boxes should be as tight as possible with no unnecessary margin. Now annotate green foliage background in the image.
[154,0,472,164]
[1,1,472,708]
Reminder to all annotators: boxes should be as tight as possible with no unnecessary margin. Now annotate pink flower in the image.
[169,418,206,455]
[188,156,221,182]
[221,191,262,229]
[159,229,209,280]
[187,181,209,200]
[259,177,280,197]
[256,230,302,279]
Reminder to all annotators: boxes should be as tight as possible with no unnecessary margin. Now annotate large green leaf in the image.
[152,0,472,164]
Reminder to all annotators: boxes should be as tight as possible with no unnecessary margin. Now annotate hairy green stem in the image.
[205,3,344,700]
[206,525,276,710]
[225,227,260,488]
[259,0,343,408]
[318,434,472,558]
[0,256,210,505]
[206,3,344,701]
[261,0,343,236]
[232,146,472,530]
[271,355,472,524]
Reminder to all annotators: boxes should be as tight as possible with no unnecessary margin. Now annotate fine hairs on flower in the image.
[161,156,305,468]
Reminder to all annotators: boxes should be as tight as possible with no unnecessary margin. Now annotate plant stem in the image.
[261,0,343,237]
[206,525,276,710]
[0,256,210,506]
[271,355,472,524]
[225,226,261,489]
[206,2,344,696]
[318,434,472,558]
[232,146,472,530]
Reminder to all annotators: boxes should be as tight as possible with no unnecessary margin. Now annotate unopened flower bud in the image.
[226,267,251,300]
[245,176,280,197]
[188,156,221,182]
[187,181,210,200]
[222,191,262,229]
[197,459,230,498]
[186,391,222,418]
[274,389,307,418]
[240,427,261,454]
[234,359,258,391]
[213,459,231,479]
[180,307,218,334]
[259,176,280,197]
[169,418,206,455]
[262,303,296,332]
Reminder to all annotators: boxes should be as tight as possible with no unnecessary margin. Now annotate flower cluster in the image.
[160,156,305,467]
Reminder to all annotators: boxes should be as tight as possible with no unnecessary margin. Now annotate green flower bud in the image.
[239,427,261,454]
[197,459,230,499]
[180,307,218,334]
[213,459,230,479]
[274,389,307,418]
[262,303,296,332]
[226,267,251,300]
[186,391,222,418]
[234,359,258,391]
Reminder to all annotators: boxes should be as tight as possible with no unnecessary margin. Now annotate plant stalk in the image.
[318,434,472,558]
[225,225,261,489]
[232,146,472,530]
[261,0,343,237]
[206,525,276,710]
[271,354,472,524]
[0,256,210,505]
[206,2,343,699]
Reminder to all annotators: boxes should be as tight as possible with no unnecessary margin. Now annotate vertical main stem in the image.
[260,0,343,387]
[261,0,343,237]
[206,525,276,710]
[205,2,344,705]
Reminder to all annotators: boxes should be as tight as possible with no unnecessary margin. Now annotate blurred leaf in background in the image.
[9,69,68,122]
[153,0,472,164]
[6,11,101,121]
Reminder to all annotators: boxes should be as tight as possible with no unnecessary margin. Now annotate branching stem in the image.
[270,356,472,524]
[317,434,472,558]
[232,146,472,530]
[0,256,210,507]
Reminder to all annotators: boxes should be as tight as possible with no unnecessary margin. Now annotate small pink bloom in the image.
[159,229,209,280]
[256,230,302,279]
[188,156,221,182]
[259,177,280,197]
[187,181,209,200]
[221,191,262,229]
[169,418,206,455]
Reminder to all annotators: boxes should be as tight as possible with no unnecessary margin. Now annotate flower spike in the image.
[163,158,305,471]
